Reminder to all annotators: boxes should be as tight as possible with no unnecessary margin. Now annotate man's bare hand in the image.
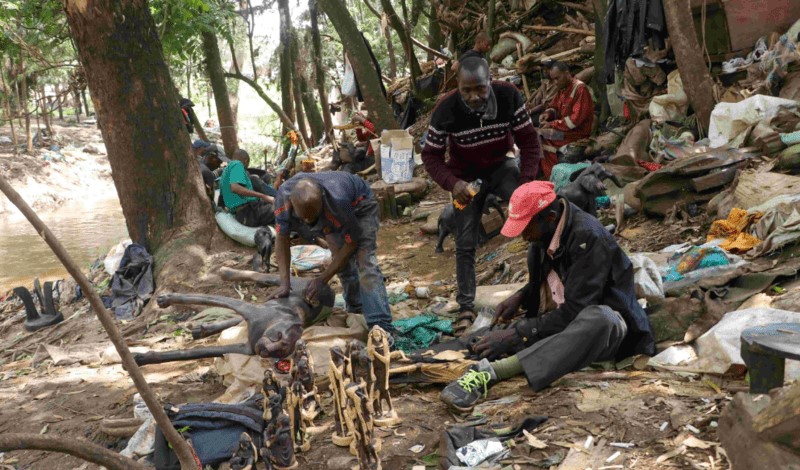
[491,291,524,326]
[266,284,291,301]
[452,180,473,205]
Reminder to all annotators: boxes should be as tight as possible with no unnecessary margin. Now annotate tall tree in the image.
[294,33,325,145]
[663,0,715,132]
[318,0,395,132]
[309,0,334,142]
[427,4,445,61]
[591,0,610,122]
[61,0,216,463]
[201,30,238,156]
[19,54,32,153]
[277,0,296,139]
[379,0,421,88]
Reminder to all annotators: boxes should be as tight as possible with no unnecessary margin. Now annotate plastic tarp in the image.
[649,70,689,123]
[290,245,332,271]
[630,253,664,299]
[103,243,154,319]
[215,211,258,247]
[649,308,800,380]
[708,95,799,148]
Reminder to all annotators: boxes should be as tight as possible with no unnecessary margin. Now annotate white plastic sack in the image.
[291,245,332,271]
[709,95,799,148]
[630,254,664,298]
[104,239,132,275]
[341,58,357,97]
[649,308,800,380]
[649,70,689,123]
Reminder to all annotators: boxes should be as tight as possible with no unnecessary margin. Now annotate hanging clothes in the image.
[604,0,668,84]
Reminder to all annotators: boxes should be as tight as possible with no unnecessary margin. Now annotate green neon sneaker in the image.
[440,359,498,412]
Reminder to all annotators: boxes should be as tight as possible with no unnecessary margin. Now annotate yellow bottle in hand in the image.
[453,179,482,210]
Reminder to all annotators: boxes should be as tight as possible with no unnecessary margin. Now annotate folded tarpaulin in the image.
[102,243,154,319]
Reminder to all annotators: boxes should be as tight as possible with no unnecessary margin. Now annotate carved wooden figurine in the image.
[266,413,298,470]
[287,380,310,452]
[367,326,400,426]
[228,432,258,470]
[348,341,375,407]
[329,346,354,447]
[344,381,382,470]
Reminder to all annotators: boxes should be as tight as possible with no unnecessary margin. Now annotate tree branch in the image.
[0,434,147,470]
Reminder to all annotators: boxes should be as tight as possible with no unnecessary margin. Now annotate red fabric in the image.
[501,181,557,237]
[355,119,377,156]
[540,79,594,180]
[637,160,662,172]
[540,149,559,180]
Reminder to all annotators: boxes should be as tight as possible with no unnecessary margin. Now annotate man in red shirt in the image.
[539,62,595,179]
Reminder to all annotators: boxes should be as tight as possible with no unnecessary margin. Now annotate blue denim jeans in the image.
[333,199,393,331]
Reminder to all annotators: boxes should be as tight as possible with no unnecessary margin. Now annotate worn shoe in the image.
[440,359,498,412]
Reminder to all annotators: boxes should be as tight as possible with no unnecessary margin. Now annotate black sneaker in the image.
[440,359,498,412]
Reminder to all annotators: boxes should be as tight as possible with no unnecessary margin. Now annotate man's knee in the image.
[575,305,627,339]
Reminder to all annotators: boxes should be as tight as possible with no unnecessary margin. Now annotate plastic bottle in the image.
[453,179,482,210]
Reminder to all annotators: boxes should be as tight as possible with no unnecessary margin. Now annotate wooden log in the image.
[523,25,595,36]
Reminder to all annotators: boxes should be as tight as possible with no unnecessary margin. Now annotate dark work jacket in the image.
[515,199,656,359]
[603,0,667,84]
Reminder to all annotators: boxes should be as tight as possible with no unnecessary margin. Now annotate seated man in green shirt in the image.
[221,149,276,227]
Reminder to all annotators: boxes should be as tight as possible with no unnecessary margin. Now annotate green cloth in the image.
[392,314,454,352]
[220,160,258,212]
[491,355,523,380]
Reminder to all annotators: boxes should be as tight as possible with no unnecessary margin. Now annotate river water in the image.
[0,197,129,291]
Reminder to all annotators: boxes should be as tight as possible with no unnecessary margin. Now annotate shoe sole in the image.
[441,395,480,413]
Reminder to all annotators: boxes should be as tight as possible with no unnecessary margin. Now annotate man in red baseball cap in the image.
[440,182,655,412]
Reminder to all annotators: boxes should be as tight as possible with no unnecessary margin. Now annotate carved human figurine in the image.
[266,413,298,470]
[349,342,375,406]
[263,369,282,398]
[367,326,400,426]
[344,382,382,470]
[291,340,321,422]
[329,347,354,447]
[262,369,285,424]
[287,380,310,452]
[259,447,275,470]
[229,432,258,470]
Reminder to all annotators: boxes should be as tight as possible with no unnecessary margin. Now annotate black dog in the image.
[251,227,276,273]
[133,267,334,366]
[435,194,506,253]
[557,163,623,217]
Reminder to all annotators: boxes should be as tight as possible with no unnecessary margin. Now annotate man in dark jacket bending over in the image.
[422,57,543,337]
[440,181,656,411]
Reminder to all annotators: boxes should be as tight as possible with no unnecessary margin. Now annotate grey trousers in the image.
[514,305,628,391]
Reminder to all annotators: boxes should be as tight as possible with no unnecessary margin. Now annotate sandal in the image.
[453,310,476,338]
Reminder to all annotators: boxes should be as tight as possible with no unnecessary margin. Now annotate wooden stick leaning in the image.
[0,175,199,470]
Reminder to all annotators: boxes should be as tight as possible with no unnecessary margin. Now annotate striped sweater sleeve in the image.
[421,114,459,192]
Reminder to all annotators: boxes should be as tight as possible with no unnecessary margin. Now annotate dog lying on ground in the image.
[436,194,506,253]
[133,267,333,366]
[557,163,623,217]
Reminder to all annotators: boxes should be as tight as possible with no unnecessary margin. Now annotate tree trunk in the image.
[291,68,311,148]
[62,0,216,466]
[278,0,296,129]
[309,0,334,142]
[488,0,496,44]
[293,33,324,145]
[186,58,192,100]
[201,30,239,157]
[427,4,445,61]
[55,83,64,120]
[0,69,19,156]
[663,0,716,133]
[81,88,90,115]
[380,0,421,89]
[591,0,610,122]
[20,55,32,153]
[73,87,82,123]
[227,7,246,128]
[381,13,398,79]
[318,0,395,132]
[41,86,53,135]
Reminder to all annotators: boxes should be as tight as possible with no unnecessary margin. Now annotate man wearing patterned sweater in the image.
[422,57,543,337]
[539,62,595,179]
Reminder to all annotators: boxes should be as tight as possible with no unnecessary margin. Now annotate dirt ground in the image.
[0,124,735,469]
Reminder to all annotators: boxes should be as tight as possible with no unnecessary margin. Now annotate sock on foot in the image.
[490,355,523,380]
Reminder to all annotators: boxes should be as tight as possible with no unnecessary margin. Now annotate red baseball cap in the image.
[501,181,557,238]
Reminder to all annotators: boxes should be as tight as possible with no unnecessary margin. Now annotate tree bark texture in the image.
[0,69,19,156]
[662,0,716,133]
[63,0,216,257]
[20,55,32,153]
[380,0,421,88]
[55,83,64,119]
[381,13,398,79]
[0,434,147,470]
[591,0,610,122]
[318,0,396,132]
[201,30,239,157]
[309,0,334,141]
[73,86,81,123]
[427,4,445,61]
[278,0,296,133]
[291,64,311,148]
[40,86,53,135]
[81,88,90,115]
[294,33,325,144]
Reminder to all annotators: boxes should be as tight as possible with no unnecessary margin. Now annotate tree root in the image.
[0,433,147,470]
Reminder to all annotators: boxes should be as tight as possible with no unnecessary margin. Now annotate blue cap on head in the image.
[192,139,211,149]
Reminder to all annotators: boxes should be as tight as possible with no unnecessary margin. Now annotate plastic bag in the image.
[290,245,332,271]
[341,58,357,97]
[104,239,132,275]
[708,95,798,148]
[649,70,689,123]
